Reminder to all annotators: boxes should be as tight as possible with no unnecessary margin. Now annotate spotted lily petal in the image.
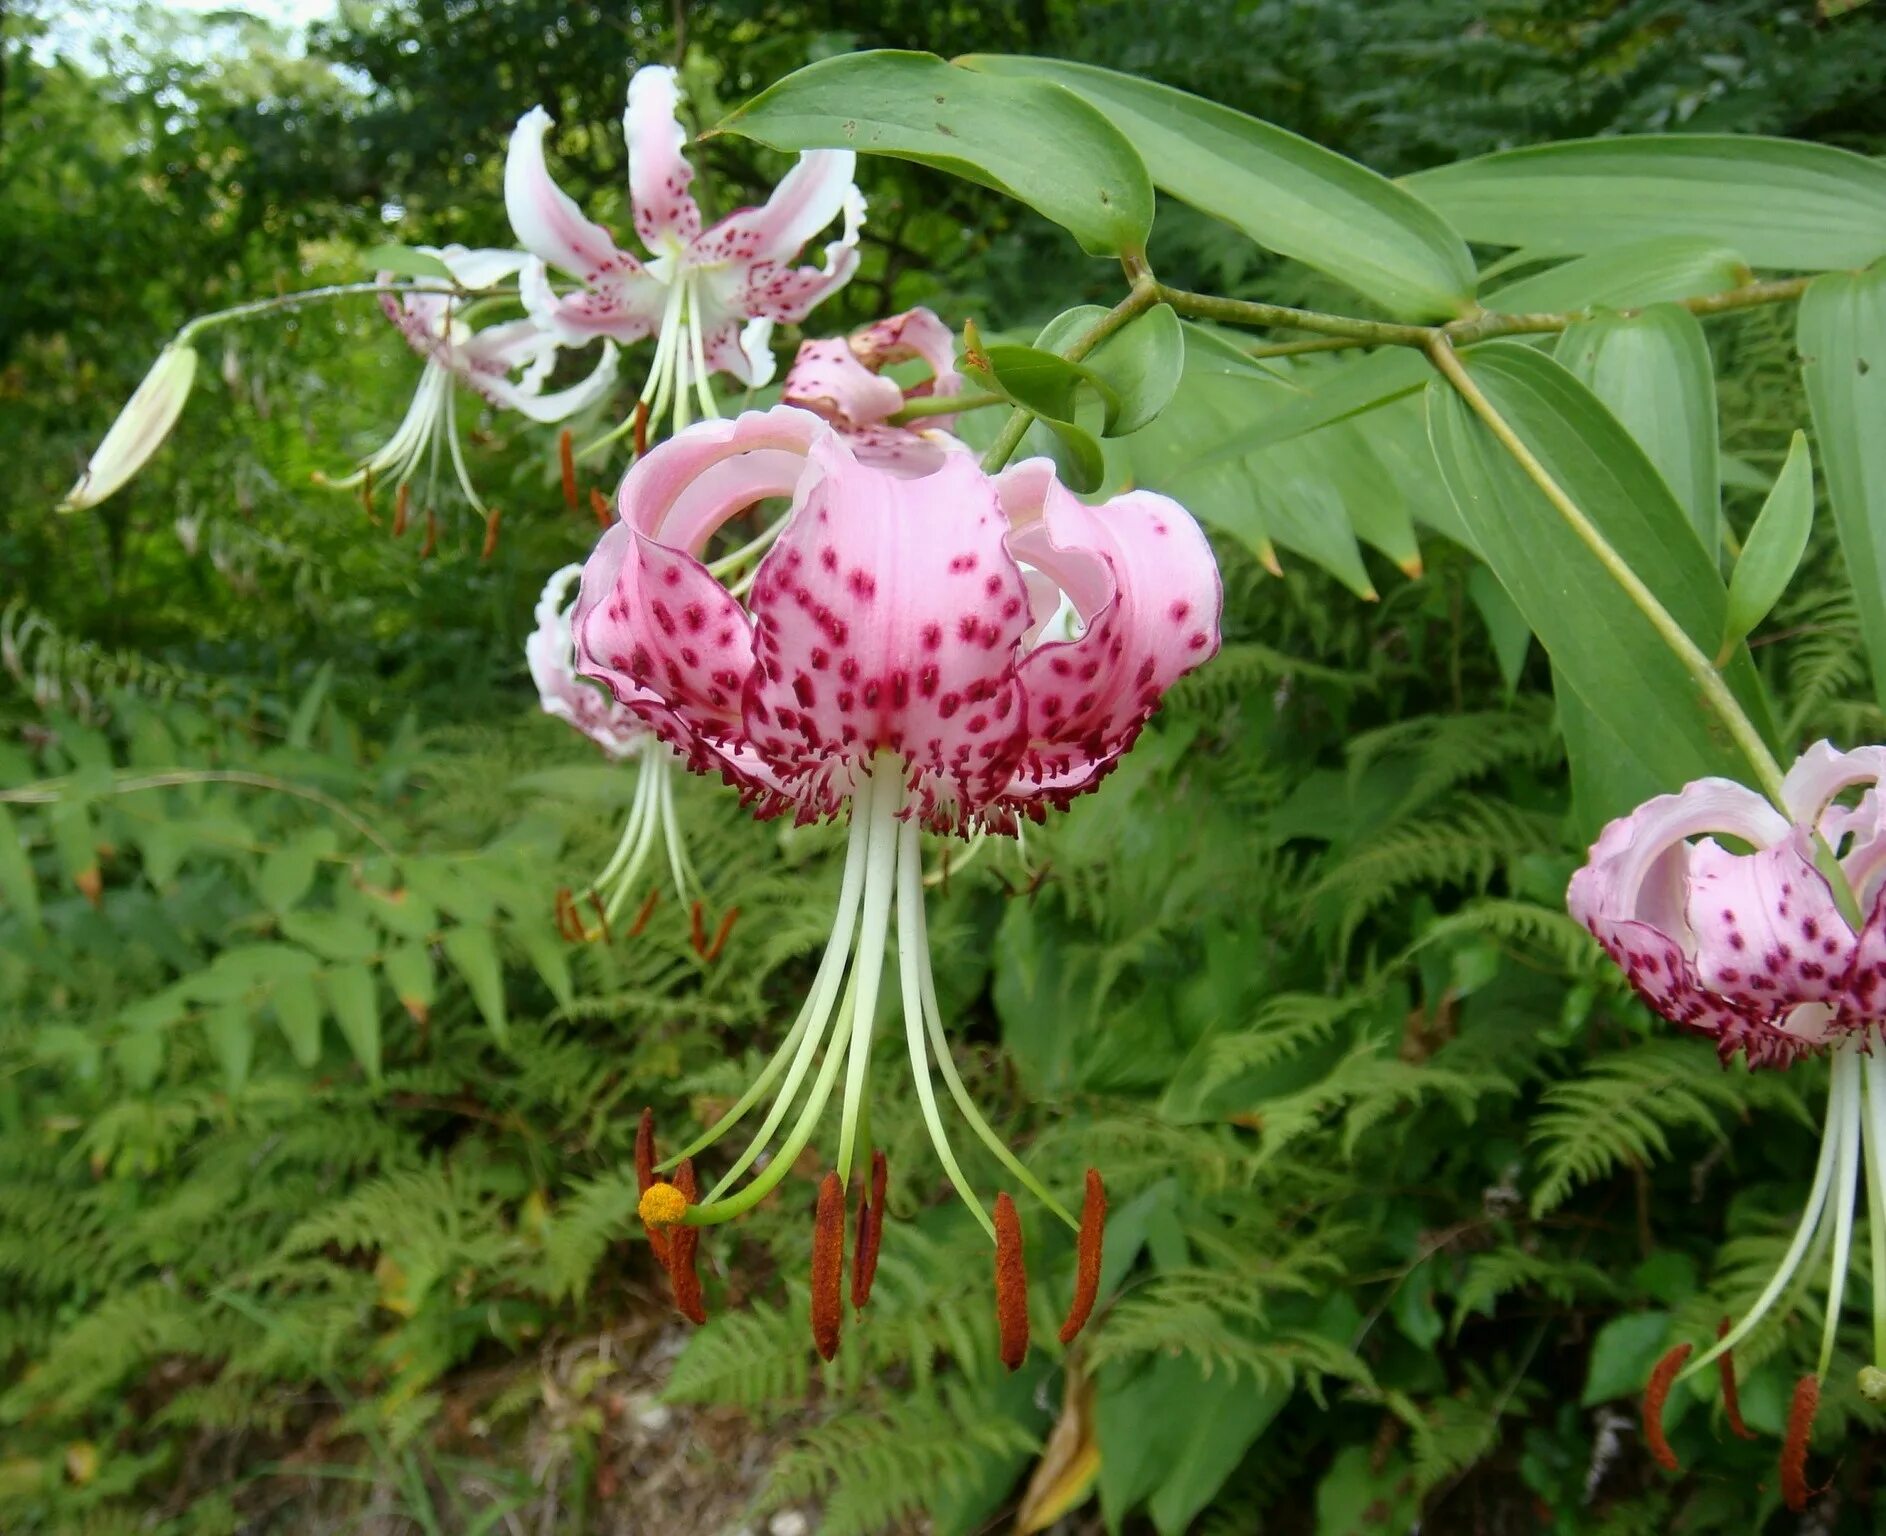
[527,564,647,759]
[625,64,702,252]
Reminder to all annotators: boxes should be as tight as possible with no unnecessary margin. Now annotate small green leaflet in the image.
[1721,431,1814,664]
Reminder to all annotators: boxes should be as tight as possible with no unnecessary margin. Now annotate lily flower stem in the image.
[1421,335,1791,814]
[173,281,520,345]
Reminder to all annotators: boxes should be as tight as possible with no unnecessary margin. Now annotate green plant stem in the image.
[979,279,1161,472]
[1421,335,1790,808]
[1,769,400,860]
[176,281,518,343]
[1156,274,1818,351]
[886,390,1004,424]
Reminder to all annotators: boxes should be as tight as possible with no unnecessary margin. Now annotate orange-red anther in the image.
[689,900,707,956]
[553,886,579,941]
[635,1108,670,1266]
[1716,1319,1756,1441]
[392,482,410,539]
[632,400,649,460]
[664,1158,706,1325]
[626,888,661,938]
[701,906,740,963]
[419,506,438,559]
[1059,1168,1107,1345]
[994,1192,1029,1371]
[559,428,578,509]
[590,485,612,529]
[480,506,502,561]
[1781,1374,1821,1512]
[361,467,378,523]
[1643,1342,1693,1473]
[587,890,612,944]
[851,1150,888,1310]
[811,1171,845,1361]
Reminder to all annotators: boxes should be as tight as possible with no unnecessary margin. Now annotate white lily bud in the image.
[58,342,199,512]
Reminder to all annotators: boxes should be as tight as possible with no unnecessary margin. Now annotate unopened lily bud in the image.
[59,343,199,512]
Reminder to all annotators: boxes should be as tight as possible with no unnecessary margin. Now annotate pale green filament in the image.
[906,817,1078,1233]
[1818,1050,1864,1378]
[895,816,996,1241]
[1865,1049,1886,1366]
[836,762,901,1186]
[1683,1049,1849,1380]
[653,755,699,905]
[662,791,873,1175]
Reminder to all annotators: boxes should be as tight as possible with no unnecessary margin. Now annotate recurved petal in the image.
[1567,779,1791,935]
[477,338,621,424]
[506,106,641,284]
[782,338,905,429]
[527,563,645,759]
[850,308,961,402]
[1685,831,1855,1010]
[741,439,1032,826]
[578,531,757,746]
[625,64,702,252]
[520,255,668,347]
[998,461,1222,809]
[425,244,532,290]
[694,150,860,268]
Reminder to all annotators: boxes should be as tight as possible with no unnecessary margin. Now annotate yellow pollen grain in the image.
[638,1182,689,1227]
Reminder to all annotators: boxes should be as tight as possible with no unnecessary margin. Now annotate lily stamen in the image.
[994,1192,1029,1371]
[811,1171,846,1361]
[851,1150,887,1311]
[1716,1319,1757,1440]
[1782,1375,1821,1512]
[1643,1341,1692,1472]
[1060,1169,1108,1345]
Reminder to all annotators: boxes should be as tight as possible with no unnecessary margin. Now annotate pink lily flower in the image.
[569,404,1220,1361]
[780,307,966,475]
[1570,742,1886,1504]
[325,245,618,521]
[526,564,695,940]
[504,65,864,438]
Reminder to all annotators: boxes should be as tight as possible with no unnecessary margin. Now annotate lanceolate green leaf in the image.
[715,51,1152,258]
[0,806,41,935]
[1425,344,1773,811]
[1557,306,1720,555]
[1799,265,1886,710]
[964,54,1475,320]
[1722,431,1815,662]
[1486,238,1749,316]
[443,926,509,1045]
[322,964,381,1083]
[1407,136,1886,271]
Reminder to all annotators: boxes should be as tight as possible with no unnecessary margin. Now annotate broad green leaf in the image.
[322,963,381,1082]
[1799,266,1886,710]
[273,985,324,1067]
[256,827,335,914]
[1485,238,1748,314]
[512,920,573,1011]
[381,941,436,1019]
[964,342,1121,432]
[1558,305,1720,553]
[1407,136,1886,270]
[966,55,1475,320]
[360,243,453,281]
[442,926,509,1044]
[286,660,334,749]
[280,908,378,963]
[115,1027,165,1092]
[1192,347,1429,465]
[1467,567,1531,698]
[1722,431,1815,660]
[0,806,41,934]
[191,942,318,1003]
[1034,302,1185,435]
[716,51,1152,258]
[1582,1311,1675,1407]
[967,343,1110,493]
[1424,343,1773,808]
[1180,322,1286,381]
[201,1005,253,1092]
